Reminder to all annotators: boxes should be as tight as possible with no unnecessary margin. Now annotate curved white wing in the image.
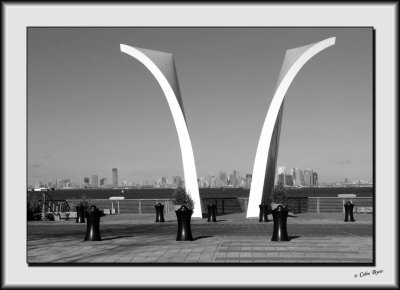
[120,44,202,218]
[246,38,336,218]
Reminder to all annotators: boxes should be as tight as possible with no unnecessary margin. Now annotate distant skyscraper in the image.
[63,178,71,188]
[55,178,61,189]
[173,176,183,187]
[218,171,227,187]
[277,166,286,174]
[291,168,304,186]
[158,177,167,188]
[291,168,297,185]
[298,169,305,186]
[210,176,217,188]
[198,177,206,188]
[245,174,252,188]
[84,177,90,188]
[100,178,107,187]
[277,173,285,186]
[312,172,319,186]
[285,175,294,187]
[112,168,118,187]
[232,170,238,187]
[92,175,98,187]
[304,169,313,186]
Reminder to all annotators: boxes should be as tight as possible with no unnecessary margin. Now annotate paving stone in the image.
[27,212,373,264]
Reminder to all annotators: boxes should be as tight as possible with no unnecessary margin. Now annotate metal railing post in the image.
[298,199,301,214]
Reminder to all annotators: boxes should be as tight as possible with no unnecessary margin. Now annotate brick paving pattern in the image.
[27,212,373,264]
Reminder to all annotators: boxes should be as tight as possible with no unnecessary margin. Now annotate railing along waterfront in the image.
[64,197,373,215]
[308,197,373,213]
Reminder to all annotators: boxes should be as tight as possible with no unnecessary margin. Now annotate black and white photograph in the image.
[26,26,374,264]
[3,3,397,288]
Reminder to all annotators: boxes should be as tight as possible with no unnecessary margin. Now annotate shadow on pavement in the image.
[288,236,301,241]
[101,235,133,241]
[192,235,213,241]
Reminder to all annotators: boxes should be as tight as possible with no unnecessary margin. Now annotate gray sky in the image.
[28,27,373,185]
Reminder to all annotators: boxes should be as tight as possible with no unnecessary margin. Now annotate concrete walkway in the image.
[27,212,373,264]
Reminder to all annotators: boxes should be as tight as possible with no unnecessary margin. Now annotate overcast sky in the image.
[28,27,373,186]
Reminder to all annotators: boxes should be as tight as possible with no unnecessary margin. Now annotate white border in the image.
[4,3,397,288]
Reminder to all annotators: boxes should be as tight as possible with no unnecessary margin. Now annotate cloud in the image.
[29,163,42,169]
[335,159,352,165]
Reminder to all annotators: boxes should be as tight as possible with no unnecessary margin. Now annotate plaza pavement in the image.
[27,211,373,264]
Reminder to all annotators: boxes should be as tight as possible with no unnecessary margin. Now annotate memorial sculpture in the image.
[120,38,335,219]
[246,38,336,217]
[120,45,202,218]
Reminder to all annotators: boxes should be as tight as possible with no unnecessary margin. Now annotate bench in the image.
[52,212,70,221]
[356,206,373,213]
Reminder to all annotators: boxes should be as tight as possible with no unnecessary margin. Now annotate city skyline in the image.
[28,28,373,186]
[29,165,371,190]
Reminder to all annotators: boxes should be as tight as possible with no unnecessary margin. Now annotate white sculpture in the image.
[246,37,336,218]
[120,45,202,218]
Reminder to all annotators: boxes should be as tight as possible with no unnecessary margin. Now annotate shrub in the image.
[79,194,91,210]
[172,187,195,210]
[272,184,288,207]
[27,201,42,221]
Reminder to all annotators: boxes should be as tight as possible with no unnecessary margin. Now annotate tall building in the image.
[218,171,227,187]
[112,168,118,187]
[245,174,252,188]
[312,172,319,186]
[277,166,286,174]
[92,175,98,187]
[63,178,71,188]
[100,178,107,187]
[303,169,313,186]
[173,176,183,187]
[285,175,294,186]
[198,177,206,188]
[291,168,305,186]
[233,170,238,187]
[158,177,167,188]
[277,172,285,186]
[291,168,297,185]
[210,176,217,188]
[55,178,61,189]
[276,167,286,185]
[84,177,90,188]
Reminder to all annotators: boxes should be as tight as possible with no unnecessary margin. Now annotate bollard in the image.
[344,201,355,222]
[84,205,103,241]
[271,205,289,241]
[76,204,86,223]
[259,202,269,222]
[207,203,217,222]
[155,203,165,223]
[175,205,193,241]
